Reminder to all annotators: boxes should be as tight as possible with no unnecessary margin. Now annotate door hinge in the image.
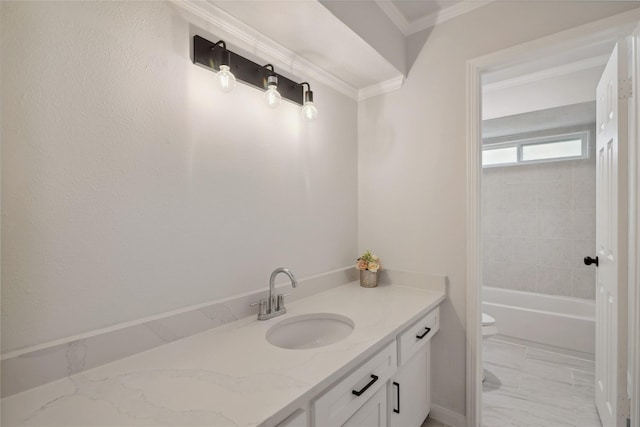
[619,78,633,99]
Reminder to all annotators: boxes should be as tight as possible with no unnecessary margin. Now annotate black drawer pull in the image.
[393,381,400,413]
[352,374,379,396]
[416,327,432,339]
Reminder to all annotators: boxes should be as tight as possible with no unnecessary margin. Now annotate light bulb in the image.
[216,64,236,93]
[301,101,318,121]
[300,87,317,121]
[264,85,281,108]
[264,75,281,108]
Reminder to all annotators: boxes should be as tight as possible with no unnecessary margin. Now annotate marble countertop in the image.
[1,281,445,427]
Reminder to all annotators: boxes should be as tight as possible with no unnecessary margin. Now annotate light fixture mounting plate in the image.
[193,35,304,105]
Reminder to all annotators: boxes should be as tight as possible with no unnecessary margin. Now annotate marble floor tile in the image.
[483,361,521,392]
[420,416,451,427]
[575,398,602,427]
[576,411,604,427]
[483,391,576,427]
[515,373,578,411]
[484,339,526,369]
[482,338,601,427]
[572,368,596,398]
[521,357,574,384]
[526,347,595,371]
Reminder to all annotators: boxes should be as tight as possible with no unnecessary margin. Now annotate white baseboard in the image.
[430,404,466,427]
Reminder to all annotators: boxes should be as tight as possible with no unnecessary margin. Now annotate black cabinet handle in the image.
[393,381,400,414]
[584,256,599,267]
[351,374,379,397]
[416,327,432,339]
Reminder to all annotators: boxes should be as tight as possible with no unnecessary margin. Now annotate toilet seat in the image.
[482,313,498,339]
[482,313,496,327]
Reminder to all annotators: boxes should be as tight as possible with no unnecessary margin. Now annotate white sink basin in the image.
[266,313,355,350]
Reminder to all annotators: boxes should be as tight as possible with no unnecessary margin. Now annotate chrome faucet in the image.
[251,267,297,320]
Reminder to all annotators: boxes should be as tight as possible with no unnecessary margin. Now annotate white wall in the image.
[1,1,357,353]
[483,66,603,120]
[358,1,639,416]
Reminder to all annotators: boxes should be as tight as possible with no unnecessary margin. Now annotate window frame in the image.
[481,130,590,168]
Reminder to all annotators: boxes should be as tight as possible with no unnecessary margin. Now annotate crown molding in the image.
[376,0,494,36]
[408,0,494,35]
[375,0,411,36]
[171,0,358,100]
[358,75,404,101]
[483,54,609,93]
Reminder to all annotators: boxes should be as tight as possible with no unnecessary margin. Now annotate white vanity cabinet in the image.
[282,306,440,427]
[390,307,439,427]
[313,341,397,426]
[389,343,431,427]
[343,386,387,427]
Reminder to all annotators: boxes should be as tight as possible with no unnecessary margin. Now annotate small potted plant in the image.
[356,250,381,288]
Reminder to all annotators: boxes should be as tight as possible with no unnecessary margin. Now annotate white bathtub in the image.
[482,286,595,355]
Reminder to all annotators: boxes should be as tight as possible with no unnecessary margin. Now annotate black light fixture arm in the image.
[212,40,231,66]
[212,40,227,50]
[192,35,305,105]
[297,82,314,103]
[262,64,278,87]
[298,82,311,92]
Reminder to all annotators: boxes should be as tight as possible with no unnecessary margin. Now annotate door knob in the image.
[584,256,599,267]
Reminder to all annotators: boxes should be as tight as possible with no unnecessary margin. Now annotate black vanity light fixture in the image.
[262,64,281,108]
[212,40,236,93]
[193,35,317,121]
[298,82,318,121]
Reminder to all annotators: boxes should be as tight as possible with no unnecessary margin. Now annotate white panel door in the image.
[595,40,629,427]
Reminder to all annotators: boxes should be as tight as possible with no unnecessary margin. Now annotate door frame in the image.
[631,23,640,427]
[465,9,640,427]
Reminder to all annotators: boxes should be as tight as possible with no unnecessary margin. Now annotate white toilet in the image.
[482,313,498,339]
[482,313,498,382]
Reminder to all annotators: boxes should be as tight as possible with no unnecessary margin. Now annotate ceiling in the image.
[482,102,596,140]
[207,0,490,93]
[376,0,490,35]
[208,0,402,94]
[390,0,463,22]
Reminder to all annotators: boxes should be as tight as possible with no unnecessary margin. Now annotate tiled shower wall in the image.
[481,131,596,299]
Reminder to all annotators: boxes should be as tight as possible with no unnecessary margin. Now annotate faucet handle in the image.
[276,293,291,312]
[250,299,268,316]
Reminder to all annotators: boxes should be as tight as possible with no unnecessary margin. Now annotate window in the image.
[521,139,583,161]
[482,131,589,168]
[483,146,517,166]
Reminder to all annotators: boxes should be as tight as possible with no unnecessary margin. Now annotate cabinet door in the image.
[343,386,387,427]
[314,341,396,426]
[390,343,430,427]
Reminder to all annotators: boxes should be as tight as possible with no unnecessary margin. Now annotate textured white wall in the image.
[1,1,357,352]
[358,0,639,416]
